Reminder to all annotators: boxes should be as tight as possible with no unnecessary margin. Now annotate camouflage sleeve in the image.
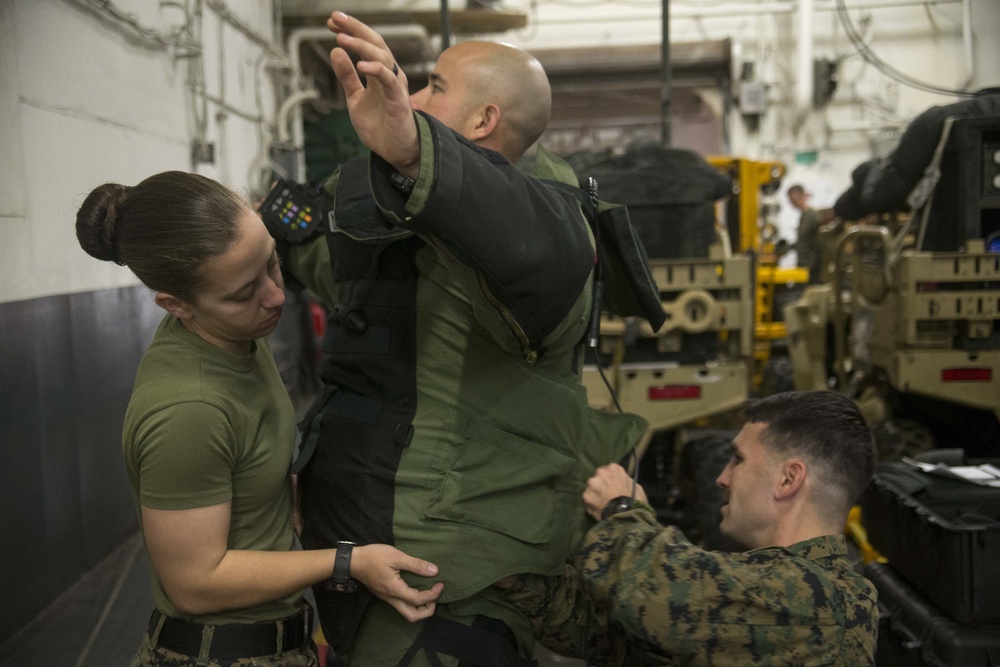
[557,512,876,665]
[501,505,669,663]
[577,506,709,651]
[500,567,632,664]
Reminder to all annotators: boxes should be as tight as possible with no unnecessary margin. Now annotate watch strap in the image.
[328,541,357,593]
[389,169,415,194]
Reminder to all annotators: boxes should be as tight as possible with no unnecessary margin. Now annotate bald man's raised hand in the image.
[327,11,420,178]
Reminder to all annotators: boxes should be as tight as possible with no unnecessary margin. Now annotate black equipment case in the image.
[860,462,1000,625]
[865,562,1000,666]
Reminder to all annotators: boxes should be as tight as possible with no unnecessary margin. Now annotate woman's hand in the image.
[350,544,444,621]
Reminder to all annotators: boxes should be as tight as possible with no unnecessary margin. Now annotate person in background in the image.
[503,390,879,666]
[788,184,823,282]
[75,170,442,667]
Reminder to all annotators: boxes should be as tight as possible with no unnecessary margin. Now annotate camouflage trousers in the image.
[129,621,319,667]
[501,567,666,666]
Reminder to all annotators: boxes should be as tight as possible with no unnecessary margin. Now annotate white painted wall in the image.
[0,0,281,304]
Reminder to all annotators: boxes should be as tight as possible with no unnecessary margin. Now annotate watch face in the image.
[602,495,634,520]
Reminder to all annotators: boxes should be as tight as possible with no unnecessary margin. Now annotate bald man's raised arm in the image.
[372,112,594,352]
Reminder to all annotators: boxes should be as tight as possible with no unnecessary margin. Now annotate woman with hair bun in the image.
[76,171,442,667]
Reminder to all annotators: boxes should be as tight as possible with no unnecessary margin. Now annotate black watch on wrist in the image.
[328,541,357,593]
[601,495,634,520]
[389,169,415,194]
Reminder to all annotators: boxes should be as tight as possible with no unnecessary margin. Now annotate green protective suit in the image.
[282,112,649,664]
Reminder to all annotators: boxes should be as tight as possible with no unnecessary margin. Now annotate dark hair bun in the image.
[76,183,130,265]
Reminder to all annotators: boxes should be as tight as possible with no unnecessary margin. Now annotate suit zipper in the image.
[427,236,538,363]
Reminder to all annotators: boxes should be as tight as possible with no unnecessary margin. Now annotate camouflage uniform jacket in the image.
[577,510,878,665]
[507,506,878,666]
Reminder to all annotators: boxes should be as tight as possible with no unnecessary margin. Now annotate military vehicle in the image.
[783,106,1000,460]
[783,99,1000,666]
[573,146,796,548]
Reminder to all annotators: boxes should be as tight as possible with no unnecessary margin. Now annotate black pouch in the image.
[541,178,666,331]
[593,203,667,331]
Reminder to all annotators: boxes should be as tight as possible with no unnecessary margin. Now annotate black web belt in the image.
[147,607,310,659]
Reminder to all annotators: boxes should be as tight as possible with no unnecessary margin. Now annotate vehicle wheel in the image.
[760,355,795,396]
[872,418,936,461]
[679,435,745,552]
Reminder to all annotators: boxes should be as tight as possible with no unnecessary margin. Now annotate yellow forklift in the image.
[707,156,810,392]
[578,150,808,549]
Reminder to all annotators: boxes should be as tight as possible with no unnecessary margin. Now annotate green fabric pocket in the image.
[423,416,578,545]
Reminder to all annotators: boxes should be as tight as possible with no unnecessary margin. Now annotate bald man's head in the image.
[410,40,552,162]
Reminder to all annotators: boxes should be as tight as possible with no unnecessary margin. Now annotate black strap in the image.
[291,385,338,474]
[147,608,309,659]
[292,385,384,474]
[396,615,537,667]
[539,178,666,332]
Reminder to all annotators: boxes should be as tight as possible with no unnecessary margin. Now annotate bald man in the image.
[409,41,551,163]
[261,11,647,667]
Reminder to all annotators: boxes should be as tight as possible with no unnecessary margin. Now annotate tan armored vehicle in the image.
[573,147,790,548]
[785,105,1000,460]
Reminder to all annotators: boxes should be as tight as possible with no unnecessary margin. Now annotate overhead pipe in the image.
[792,0,814,134]
[661,0,671,146]
[959,0,974,90]
[440,0,452,50]
[277,89,322,144]
[540,0,961,23]
[286,27,337,181]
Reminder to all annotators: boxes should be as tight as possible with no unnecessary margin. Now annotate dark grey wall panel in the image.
[0,285,316,648]
[69,289,158,568]
[34,294,87,594]
[0,299,53,642]
[0,287,158,646]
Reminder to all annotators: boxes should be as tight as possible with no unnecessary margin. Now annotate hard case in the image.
[860,462,1000,625]
[866,562,1000,666]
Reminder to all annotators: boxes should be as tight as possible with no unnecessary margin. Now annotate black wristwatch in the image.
[328,541,358,593]
[389,169,415,194]
[601,495,634,520]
